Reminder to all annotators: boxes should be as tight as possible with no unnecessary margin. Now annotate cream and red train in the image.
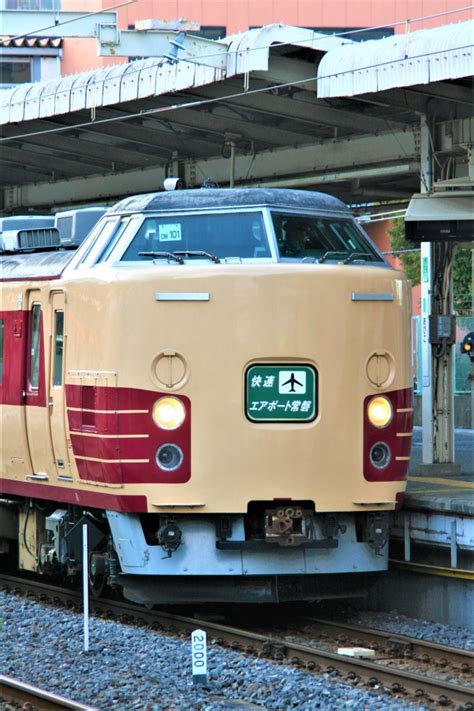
[0,188,413,604]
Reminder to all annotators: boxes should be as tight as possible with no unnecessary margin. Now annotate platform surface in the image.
[405,427,473,515]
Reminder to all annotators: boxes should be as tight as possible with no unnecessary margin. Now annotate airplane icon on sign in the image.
[281,373,304,392]
[279,371,306,394]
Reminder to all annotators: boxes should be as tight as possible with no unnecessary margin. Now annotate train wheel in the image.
[89,552,107,597]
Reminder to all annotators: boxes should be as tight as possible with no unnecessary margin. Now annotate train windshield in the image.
[119,212,271,262]
[271,213,383,263]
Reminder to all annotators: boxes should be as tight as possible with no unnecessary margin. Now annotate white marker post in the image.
[191,629,207,684]
[82,523,89,652]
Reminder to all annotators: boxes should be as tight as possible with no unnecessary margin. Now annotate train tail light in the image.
[156,444,184,471]
[369,442,391,469]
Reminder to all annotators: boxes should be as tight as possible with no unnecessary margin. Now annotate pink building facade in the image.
[59,0,472,75]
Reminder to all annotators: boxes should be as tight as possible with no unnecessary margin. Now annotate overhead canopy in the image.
[0,26,348,125]
[317,19,474,97]
[0,23,472,212]
[405,191,474,242]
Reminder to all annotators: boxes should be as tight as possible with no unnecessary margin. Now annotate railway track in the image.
[1,573,473,709]
[290,615,473,669]
[0,674,96,710]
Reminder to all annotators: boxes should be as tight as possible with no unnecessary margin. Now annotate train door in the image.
[49,291,72,479]
[24,289,55,479]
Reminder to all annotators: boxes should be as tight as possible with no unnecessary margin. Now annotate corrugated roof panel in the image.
[8,84,32,122]
[318,19,474,97]
[429,21,473,82]
[24,81,45,120]
[225,24,349,78]
[85,66,108,109]
[120,61,141,103]
[173,61,198,93]
[138,59,163,99]
[0,24,366,127]
[70,71,92,113]
[40,77,56,117]
[102,64,127,106]
[55,73,76,115]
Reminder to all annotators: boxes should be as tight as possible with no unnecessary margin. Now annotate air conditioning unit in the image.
[1,227,61,252]
[55,207,106,246]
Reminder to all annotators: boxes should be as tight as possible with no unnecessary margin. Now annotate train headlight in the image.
[156,444,184,471]
[152,396,186,430]
[367,396,392,428]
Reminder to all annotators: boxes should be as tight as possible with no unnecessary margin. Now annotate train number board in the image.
[246,365,317,422]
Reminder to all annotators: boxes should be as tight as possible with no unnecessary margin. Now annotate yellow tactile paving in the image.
[407,476,474,489]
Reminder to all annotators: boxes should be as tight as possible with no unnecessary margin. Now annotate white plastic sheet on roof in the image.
[317,19,474,97]
[0,24,349,126]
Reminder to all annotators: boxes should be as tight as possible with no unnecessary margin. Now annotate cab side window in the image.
[29,304,41,389]
[53,310,64,386]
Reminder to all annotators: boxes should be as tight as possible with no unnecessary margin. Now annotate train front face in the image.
[66,189,413,604]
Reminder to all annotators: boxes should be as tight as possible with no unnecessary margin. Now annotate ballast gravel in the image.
[0,592,432,711]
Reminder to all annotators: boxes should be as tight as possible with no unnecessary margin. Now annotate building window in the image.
[28,304,41,389]
[0,59,31,85]
[53,310,64,387]
[194,26,226,41]
[1,0,60,9]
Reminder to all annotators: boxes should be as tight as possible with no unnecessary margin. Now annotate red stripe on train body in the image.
[363,387,414,482]
[65,384,191,484]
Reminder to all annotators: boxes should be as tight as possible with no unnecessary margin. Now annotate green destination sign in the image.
[245,364,317,422]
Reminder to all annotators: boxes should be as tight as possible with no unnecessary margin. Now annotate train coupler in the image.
[264,506,314,547]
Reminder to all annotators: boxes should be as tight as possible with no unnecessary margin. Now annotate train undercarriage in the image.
[0,497,390,604]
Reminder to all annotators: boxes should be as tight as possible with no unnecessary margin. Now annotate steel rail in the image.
[1,574,473,708]
[0,674,97,710]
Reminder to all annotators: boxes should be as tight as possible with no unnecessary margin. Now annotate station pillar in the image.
[418,115,460,476]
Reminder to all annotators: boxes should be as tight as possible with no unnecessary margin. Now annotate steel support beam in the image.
[1,129,419,210]
[195,81,410,134]
[97,29,227,69]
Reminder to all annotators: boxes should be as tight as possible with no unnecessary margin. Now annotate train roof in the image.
[108,188,350,215]
[0,249,74,281]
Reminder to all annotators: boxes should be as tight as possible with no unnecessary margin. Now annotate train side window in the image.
[0,319,4,384]
[28,304,41,389]
[95,217,132,263]
[53,310,64,387]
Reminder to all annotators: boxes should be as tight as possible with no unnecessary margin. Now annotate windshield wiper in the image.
[173,250,221,263]
[138,251,184,264]
[318,251,348,263]
[343,252,372,264]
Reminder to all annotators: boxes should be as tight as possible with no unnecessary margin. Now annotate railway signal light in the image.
[460,332,474,362]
